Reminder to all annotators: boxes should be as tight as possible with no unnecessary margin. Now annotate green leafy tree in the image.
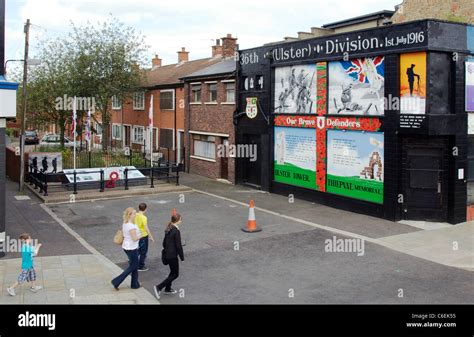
[23,16,149,150]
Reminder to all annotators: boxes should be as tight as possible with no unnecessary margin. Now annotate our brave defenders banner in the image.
[326,130,384,204]
[274,127,317,189]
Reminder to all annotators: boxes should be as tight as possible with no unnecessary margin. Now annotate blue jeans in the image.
[111,249,140,289]
[138,236,149,269]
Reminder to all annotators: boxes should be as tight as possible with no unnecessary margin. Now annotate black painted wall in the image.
[236,20,473,223]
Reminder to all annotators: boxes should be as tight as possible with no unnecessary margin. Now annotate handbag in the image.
[113,228,124,245]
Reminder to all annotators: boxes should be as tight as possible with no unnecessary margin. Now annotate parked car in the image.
[40,134,79,148]
[24,130,39,145]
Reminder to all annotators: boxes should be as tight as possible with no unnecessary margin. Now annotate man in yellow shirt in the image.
[135,203,155,271]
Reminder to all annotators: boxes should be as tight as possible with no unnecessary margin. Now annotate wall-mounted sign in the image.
[63,166,145,183]
[328,57,385,116]
[274,127,317,190]
[326,130,384,204]
[466,60,474,112]
[399,115,426,129]
[274,64,317,114]
[28,153,63,174]
[245,97,258,119]
[400,52,426,114]
[269,25,427,63]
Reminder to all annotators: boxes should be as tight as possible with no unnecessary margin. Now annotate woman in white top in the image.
[111,207,142,290]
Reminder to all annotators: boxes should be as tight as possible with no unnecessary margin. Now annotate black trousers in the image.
[157,258,179,291]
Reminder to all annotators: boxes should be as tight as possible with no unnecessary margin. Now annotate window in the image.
[160,90,175,110]
[133,126,144,144]
[112,124,122,140]
[95,123,102,135]
[208,83,217,102]
[112,95,121,110]
[133,92,145,110]
[225,83,235,103]
[191,84,201,103]
[193,134,216,159]
[159,128,174,149]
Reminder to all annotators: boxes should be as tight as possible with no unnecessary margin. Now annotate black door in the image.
[242,134,261,187]
[403,141,447,221]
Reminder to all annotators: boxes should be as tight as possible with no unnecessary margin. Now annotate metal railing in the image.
[27,163,180,196]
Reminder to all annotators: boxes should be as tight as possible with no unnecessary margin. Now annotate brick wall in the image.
[184,79,236,183]
[109,88,185,161]
[392,0,474,24]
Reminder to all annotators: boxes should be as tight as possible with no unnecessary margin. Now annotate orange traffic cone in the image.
[172,208,177,216]
[242,199,262,233]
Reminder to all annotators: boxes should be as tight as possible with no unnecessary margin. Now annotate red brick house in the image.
[182,35,237,183]
[109,35,237,164]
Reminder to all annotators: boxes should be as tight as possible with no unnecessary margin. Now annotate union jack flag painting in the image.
[340,57,384,84]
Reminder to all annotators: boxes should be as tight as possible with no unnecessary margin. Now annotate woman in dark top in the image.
[154,214,184,299]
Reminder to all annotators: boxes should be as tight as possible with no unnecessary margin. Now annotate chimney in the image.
[152,54,162,68]
[177,47,189,63]
[221,34,237,58]
[212,39,223,58]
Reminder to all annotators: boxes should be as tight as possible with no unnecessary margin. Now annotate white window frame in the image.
[190,84,202,104]
[158,127,175,150]
[132,125,145,144]
[112,123,122,140]
[207,83,218,103]
[160,89,175,110]
[95,123,103,136]
[192,133,216,161]
[112,95,122,110]
[133,92,145,110]
[224,82,236,104]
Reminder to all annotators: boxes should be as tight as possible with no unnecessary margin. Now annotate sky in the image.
[5,0,402,68]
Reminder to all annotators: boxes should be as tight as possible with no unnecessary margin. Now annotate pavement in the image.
[45,173,474,304]
[0,180,158,304]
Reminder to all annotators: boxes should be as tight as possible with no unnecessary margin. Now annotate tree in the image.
[20,38,74,147]
[23,16,148,150]
[68,16,149,151]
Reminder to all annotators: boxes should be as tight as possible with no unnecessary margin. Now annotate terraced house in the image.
[109,35,237,166]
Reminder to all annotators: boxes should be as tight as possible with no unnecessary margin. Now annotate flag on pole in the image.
[85,108,91,151]
[149,95,154,166]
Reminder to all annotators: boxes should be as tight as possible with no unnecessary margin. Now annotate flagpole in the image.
[149,95,153,167]
[73,96,77,171]
[87,108,91,153]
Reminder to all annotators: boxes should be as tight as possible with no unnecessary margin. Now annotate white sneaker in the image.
[153,285,161,300]
[29,286,42,293]
[7,287,16,296]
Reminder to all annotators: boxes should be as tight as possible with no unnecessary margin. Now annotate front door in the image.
[124,126,131,147]
[403,139,448,221]
[221,139,229,180]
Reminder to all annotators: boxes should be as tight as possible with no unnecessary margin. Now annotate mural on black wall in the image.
[274,64,317,114]
[400,52,426,114]
[328,57,385,116]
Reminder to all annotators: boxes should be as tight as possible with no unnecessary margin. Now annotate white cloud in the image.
[6,0,402,65]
